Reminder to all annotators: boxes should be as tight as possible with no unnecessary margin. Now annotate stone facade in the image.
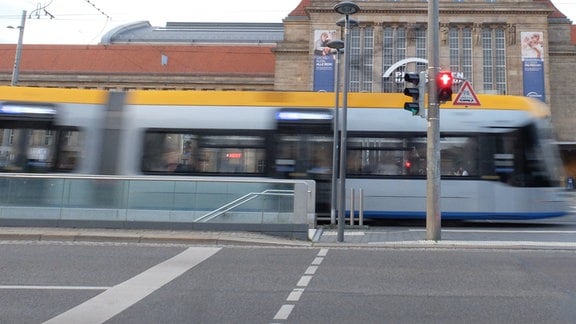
[275,0,576,147]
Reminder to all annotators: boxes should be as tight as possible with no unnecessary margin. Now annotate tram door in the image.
[274,109,334,217]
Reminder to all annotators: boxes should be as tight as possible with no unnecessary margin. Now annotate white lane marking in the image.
[0,285,110,290]
[287,288,305,302]
[296,275,312,287]
[406,229,576,234]
[322,231,365,236]
[318,248,329,257]
[311,257,324,265]
[304,265,318,275]
[273,304,294,320]
[43,247,221,324]
[368,240,576,247]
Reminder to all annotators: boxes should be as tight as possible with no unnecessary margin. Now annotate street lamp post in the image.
[10,10,26,86]
[327,17,358,227]
[326,39,344,226]
[333,1,360,242]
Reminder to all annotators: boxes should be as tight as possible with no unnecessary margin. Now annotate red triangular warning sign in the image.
[453,80,481,106]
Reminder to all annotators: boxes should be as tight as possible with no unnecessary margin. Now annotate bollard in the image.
[359,188,364,226]
[349,188,355,226]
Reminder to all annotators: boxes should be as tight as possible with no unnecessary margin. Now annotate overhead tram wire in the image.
[29,0,55,19]
[82,0,112,20]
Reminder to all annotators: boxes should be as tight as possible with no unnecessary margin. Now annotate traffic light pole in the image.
[426,0,441,240]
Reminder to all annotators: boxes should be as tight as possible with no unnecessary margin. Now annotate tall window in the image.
[494,28,507,93]
[381,26,406,93]
[449,26,473,89]
[482,27,507,94]
[350,26,374,92]
[415,27,427,72]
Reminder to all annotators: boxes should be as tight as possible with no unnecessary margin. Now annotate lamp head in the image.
[334,1,360,15]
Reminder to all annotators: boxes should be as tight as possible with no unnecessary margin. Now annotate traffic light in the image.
[436,71,453,103]
[403,71,426,117]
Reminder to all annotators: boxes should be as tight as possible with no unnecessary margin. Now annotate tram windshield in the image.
[0,103,81,172]
[0,128,81,172]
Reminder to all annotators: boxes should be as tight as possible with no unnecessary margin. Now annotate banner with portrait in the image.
[521,31,545,102]
[312,30,338,92]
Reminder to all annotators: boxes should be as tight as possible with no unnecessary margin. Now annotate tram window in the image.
[141,131,267,175]
[347,136,426,176]
[440,137,478,176]
[0,128,82,172]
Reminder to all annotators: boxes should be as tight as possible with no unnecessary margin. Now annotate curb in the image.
[1,227,575,250]
[0,227,311,247]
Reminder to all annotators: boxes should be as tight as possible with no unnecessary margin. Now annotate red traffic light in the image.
[436,71,453,103]
[437,71,453,87]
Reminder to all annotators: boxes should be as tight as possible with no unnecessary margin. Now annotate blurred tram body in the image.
[0,86,568,220]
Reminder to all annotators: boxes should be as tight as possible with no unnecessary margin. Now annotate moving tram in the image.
[0,86,568,220]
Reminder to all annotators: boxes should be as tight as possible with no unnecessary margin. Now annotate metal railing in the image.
[196,189,294,223]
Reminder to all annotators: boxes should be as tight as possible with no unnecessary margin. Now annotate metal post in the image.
[11,10,26,86]
[426,0,441,240]
[327,44,343,226]
[333,1,360,242]
[330,56,340,225]
[337,13,352,242]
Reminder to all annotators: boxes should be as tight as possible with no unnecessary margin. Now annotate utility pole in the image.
[426,0,441,240]
[11,10,26,86]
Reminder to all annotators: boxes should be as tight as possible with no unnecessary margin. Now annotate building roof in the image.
[0,44,275,75]
[100,21,284,45]
[537,0,572,21]
[0,0,573,81]
[535,0,576,44]
[287,0,311,18]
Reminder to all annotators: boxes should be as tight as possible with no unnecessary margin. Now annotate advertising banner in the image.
[521,31,545,102]
[312,30,338,92]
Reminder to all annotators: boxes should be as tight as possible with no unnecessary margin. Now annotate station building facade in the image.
[0,0,575,171]
[276,0,576,151]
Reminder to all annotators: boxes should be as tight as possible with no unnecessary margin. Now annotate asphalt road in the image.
[1,241,575,323]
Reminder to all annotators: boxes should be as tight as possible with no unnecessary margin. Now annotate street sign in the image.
[453,80,481,106]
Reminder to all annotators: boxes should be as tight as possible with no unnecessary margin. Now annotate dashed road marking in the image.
[305,265,318,275]
[273,305,294,320]
[286,288,305,302]
[271,248,329,323]
[296,275,312,287]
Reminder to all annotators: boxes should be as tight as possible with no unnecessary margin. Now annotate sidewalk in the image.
[313,225,576,249]
[1,226,575,249]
